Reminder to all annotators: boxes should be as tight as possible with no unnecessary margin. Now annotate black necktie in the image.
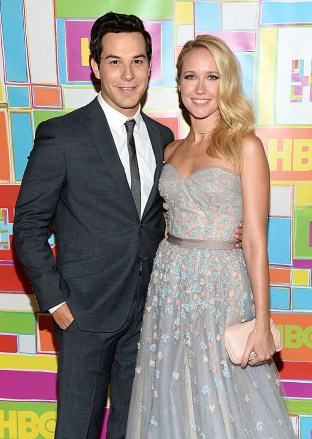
[125,119,141,217]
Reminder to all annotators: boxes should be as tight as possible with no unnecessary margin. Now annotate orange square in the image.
[272,313,312,362]
[269,267,291,284]
[153,117,179,140]
[33,86,62,108]
[37,314,58,353]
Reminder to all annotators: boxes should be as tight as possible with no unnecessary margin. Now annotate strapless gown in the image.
[126,164,297,438]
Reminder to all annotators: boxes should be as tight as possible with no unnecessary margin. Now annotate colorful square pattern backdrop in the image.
[0,1,311,438]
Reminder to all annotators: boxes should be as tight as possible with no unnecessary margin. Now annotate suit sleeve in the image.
[13,121,67,312]
[163,125,175,146]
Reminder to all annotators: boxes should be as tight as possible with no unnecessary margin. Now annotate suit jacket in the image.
[13,98,174,332]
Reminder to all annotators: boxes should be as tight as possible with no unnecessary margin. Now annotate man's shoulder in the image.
[37,98,99,132]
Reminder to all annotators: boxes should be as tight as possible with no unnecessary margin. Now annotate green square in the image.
[55,0,172,19]
[294,207,312,258]
[0,311,35,335]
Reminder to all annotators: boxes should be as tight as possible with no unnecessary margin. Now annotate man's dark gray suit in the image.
[13,97,174,438]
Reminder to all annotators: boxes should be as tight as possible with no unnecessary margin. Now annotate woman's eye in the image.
[184,75,195,80]
[208,75,219,80]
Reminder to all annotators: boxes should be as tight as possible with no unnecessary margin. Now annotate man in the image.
[14,11,242,439]
[14,12,173,438]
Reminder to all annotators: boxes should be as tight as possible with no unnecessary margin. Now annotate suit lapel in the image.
[141,112,164,219]
[84,99,138,217]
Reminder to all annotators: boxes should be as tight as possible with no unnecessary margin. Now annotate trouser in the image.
[53,276,145,439]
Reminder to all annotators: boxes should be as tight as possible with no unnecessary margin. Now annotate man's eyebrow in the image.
[104,53,147,60]
[104,55,121,60]
[133,53,147,59]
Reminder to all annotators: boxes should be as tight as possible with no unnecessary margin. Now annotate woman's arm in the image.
[240,134,276,367]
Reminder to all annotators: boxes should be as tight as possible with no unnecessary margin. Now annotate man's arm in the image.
[13,121,67,312]
[235,222,243,248]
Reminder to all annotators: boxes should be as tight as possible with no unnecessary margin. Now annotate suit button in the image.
[136,257,142,264]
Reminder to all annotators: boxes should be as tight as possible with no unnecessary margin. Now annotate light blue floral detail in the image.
[215,379,223,389]
[256,422,264,431]
[165,304,173,314]
[150,416,158,427]
[150,343,156,352]
[223,368,231,378]
[201,385,211,395]
[201,341,208,350]
[161,334,169,343]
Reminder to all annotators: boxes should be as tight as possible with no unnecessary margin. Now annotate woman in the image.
[126,35,297,438]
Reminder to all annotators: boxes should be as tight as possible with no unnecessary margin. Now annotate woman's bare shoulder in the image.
[242,133,264,156]
[164,139,183,162]
[241,133,269,176]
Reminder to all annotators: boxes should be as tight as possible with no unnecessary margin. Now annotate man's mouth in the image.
[118,86,137,93]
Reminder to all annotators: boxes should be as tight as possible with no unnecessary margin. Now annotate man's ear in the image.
[90,58,100,80]
[148,61,152,78]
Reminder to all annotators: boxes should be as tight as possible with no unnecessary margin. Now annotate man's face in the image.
[91,32,151,117]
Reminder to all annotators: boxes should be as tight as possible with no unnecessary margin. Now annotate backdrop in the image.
[0,0,311,438]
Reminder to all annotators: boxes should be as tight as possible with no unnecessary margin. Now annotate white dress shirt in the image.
[97,93,156,215]
[49,94,156,314]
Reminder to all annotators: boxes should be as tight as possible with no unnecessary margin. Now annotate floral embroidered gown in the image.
[126,164,296,439]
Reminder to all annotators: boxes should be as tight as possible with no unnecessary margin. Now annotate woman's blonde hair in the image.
[176,35,255,169]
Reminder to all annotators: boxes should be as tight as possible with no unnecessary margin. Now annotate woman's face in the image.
[179,48,220,122]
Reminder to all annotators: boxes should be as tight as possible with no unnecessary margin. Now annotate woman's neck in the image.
[188,112,219,142]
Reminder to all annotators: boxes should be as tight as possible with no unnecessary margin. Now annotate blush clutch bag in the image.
[224,318,283,365]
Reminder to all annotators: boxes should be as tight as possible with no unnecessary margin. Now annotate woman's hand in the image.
[240,326,276,368]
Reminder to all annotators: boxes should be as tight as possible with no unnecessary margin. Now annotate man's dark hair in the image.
[90,12,152,65]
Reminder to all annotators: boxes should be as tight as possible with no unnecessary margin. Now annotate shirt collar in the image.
[97,93,141,130]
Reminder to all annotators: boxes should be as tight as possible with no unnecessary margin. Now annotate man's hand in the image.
[52,303,74,330]
[235,222,243,248]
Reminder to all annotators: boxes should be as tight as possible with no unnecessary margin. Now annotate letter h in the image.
[291,59,312,102]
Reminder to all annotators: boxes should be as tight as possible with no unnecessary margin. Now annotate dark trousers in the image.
[53,277,145,439]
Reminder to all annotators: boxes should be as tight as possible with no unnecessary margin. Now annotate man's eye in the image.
[110,60,120,65]
[133,59,143,64]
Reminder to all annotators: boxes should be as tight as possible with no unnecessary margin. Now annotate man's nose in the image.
[121,64,135,81]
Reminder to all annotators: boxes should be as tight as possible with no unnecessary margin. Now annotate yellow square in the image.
[295,184,312,205]
[175,2,193,25]
[292,269,310,286]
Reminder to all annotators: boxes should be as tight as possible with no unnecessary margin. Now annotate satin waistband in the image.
[167,234,237,250]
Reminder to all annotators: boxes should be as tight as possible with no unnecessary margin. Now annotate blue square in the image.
[236,54,254,102]
[195,2,221,32]
[7,86,30,108]
[300,416,312,439]
[270,287,290,310]
[11,112,33,180]
[292,287,312,311]
[267,217,292,265]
